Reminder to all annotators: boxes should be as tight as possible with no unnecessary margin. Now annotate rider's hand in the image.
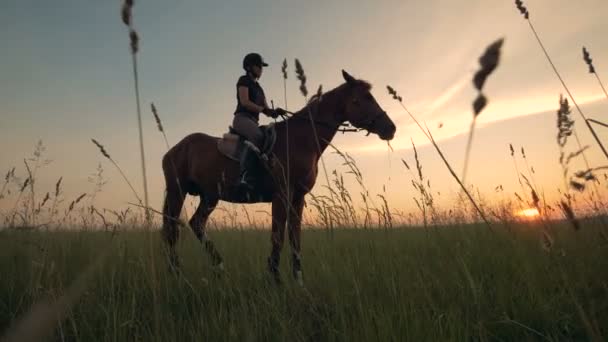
[269,109,280,119]
[262,107,279,118]
[275,107,287,117]
[261,106,272,115]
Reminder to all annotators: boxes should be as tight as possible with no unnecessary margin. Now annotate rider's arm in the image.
[238,86,265,113]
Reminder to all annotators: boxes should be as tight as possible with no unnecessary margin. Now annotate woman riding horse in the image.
[233,53,285,189]
[162,69,396,285]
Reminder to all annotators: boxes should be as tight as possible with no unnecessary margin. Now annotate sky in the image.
[1,0,607,222]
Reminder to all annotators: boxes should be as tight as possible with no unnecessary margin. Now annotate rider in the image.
[233,52,285,189]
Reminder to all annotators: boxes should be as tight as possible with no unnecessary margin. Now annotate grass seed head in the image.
[294,58,308,97]
[281,58,288,80]
[515,0,529,19]
[20,178,30,193]
[582,47,595,74]
[55,177,63,197]
[121,3,132,26]
[386,85,403,102]
[473,38,504,91]
[151,103,164,133]
[557,94,574,147]
[473,94,487,115]
[40,192,50,208]
[91,139,110,159]
[129,29,139,54]
[75,193,87,204]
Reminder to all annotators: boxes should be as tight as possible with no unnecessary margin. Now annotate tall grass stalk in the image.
[295,59,334,233]
[281,59,291,234]
[121,0,150,223]
[150,103,190,221]
[462,38,504,184]
[91,139,144,212]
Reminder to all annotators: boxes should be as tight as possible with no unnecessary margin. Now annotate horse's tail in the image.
[161,150,184,259]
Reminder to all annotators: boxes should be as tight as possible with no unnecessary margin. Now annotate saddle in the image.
[217,124,277,163]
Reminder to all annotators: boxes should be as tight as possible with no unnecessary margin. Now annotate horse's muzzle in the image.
[379,121,396,141]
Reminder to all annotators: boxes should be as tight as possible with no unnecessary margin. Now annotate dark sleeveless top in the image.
[234,75,266,121]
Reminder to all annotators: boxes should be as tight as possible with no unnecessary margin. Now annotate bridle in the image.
[279,105,385,136]
[347,111,387,136]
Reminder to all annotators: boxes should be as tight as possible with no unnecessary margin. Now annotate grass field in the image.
[1,222,607,341]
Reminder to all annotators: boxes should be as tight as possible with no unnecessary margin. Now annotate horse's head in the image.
[340,70,396,141]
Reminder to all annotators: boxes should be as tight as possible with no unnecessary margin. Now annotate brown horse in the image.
[161,70,396,284]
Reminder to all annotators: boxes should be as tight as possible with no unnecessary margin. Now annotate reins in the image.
[278,110,371,135]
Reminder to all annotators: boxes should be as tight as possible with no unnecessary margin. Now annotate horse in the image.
[161,70,396,284]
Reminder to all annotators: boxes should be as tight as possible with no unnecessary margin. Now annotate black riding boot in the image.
[238,146,258,189]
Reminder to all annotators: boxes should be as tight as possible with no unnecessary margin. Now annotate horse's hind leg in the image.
[189,195,223,268]
[162,183,185,271]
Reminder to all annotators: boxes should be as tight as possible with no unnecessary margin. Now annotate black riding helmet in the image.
[243,53,268,71]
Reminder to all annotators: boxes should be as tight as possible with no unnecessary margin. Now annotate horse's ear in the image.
[342,69,356,85]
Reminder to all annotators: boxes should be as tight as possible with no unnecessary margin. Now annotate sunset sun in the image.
[517,208,540,218]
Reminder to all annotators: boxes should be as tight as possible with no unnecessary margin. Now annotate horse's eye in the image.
[353,98,360,105]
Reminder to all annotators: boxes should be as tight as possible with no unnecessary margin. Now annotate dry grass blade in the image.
[90,139,144,208]
[424,125,492,229]
[384,85,490,228]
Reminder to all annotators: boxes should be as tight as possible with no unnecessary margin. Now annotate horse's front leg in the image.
[268,194,287,284]
[287,193,305,286]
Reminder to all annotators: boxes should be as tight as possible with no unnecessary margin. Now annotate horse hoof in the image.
[295,270,304,287]
[213,262,225,274]
[267,268,282,285]
[168,262,181,275]
[270,272,282,286]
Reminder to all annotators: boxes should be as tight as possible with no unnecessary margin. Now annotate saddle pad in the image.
[217,133,240,161]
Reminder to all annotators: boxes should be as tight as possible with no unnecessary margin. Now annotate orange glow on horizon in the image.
[517,208,540,218]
